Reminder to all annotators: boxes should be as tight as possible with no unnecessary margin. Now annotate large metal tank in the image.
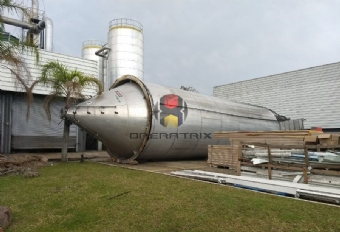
[107,19,143,87]
[64,75,281,161]
[82,40,106,84]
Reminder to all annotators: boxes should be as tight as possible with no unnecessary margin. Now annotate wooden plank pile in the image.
[214,130,310,138]
[208,130,308,169]
[214,130,308,146]
[208,131,304,169]
[208,130,340,182]
[214,130,340,146]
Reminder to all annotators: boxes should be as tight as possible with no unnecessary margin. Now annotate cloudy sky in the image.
[6,0,340,95]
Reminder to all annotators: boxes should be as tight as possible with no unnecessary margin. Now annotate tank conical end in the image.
[64,81,149,160]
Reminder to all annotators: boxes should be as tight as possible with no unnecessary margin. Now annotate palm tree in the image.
[0,0,40,120]
[39,61,103,162]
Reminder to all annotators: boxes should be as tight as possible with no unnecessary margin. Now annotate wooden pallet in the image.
[208,140,239,169]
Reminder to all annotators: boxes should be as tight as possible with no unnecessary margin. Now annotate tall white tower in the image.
[107,18,144,87]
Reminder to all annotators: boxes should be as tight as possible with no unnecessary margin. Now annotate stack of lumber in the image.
[208,130,340,185]
[214,130,340,146]
[214,130,310,138]
[214,130,308,146]
[208,131,307,169]
[209,130,340,170]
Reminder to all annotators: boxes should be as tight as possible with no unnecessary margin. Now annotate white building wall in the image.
[0,49,99,96]
[213,62,340,129]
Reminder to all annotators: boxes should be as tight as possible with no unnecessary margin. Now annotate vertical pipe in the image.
[32,0,39,19]
[31,0,40,46]
[104,56,108,91]
[40,28,44,49]
[98,56,104,85]
[44,17,53,51]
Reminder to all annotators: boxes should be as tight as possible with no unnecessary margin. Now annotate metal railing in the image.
[0,32,19,43]
[22,7,45,21]
[109,18,143,31]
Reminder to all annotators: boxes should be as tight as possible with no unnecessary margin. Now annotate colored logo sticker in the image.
[115,95,121,103]
[153,94,188,128]
[115,91,122,97]
[114,91,122,103]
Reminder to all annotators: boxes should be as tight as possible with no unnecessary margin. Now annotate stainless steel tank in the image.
[64,75,280,161]
[82,40,106,85]
[107,19,144,87]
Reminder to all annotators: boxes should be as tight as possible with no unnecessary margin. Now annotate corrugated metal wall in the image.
[0,50,99,97]
[0,92,13,153]
[0,93,2,151]
[213,62,340,129]
[11,93,76,149]
[0,50,100,151]
[0,93,2,137]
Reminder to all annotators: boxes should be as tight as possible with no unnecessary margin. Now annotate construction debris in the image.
[171,170,340,205]
[208,130,340,186]
[0,155,49,177]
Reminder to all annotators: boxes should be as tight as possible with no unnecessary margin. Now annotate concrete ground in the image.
[100,160,236,175]
[8,151,111,161]
[10,150,236,175]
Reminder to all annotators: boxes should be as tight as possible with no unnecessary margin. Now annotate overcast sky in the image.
[6,0,340,95]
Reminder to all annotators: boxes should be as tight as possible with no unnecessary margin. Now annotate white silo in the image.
[107,18,144,86]
[81,40,106,84]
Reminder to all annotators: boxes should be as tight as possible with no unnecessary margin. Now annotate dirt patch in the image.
[0,155,49,178]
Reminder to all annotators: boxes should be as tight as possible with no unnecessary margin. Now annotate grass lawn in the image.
[0,162,340,232]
